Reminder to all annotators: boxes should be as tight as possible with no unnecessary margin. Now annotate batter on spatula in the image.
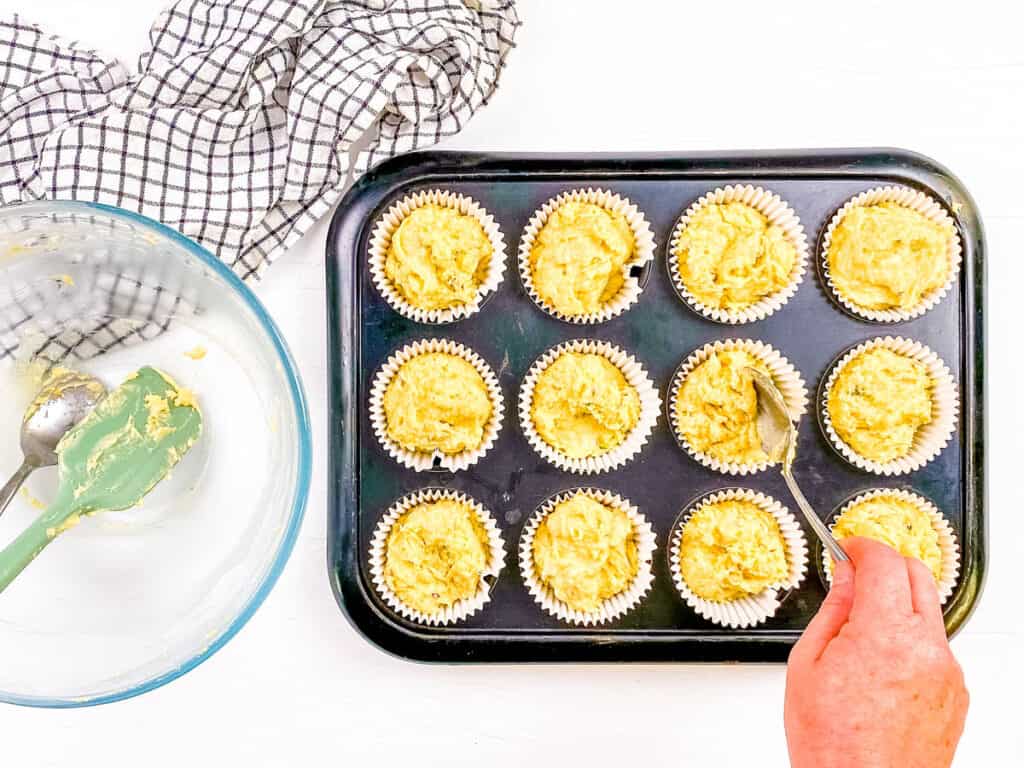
[0,367,202,593]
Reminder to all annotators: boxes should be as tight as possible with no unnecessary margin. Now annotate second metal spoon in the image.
[747,367,849,564]
[0,368,107,519]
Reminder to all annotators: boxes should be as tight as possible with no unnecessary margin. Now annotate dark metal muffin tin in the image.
[326,149,985,663]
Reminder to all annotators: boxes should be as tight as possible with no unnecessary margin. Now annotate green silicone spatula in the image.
[0,366,202,593]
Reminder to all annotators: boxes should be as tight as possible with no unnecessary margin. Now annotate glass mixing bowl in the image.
[0,202,311,706]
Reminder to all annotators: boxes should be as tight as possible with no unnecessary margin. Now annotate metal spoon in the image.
[747,367,849,564]
[0,369,107,519]
[0,366,201,593]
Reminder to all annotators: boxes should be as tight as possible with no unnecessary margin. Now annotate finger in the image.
[844,536,914,620]
[906,556,946,634]
[789,559,855,665]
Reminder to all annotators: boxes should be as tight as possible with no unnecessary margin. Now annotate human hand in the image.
[784,536,968,768]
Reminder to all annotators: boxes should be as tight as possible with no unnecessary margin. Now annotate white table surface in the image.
[2,1,1022,765]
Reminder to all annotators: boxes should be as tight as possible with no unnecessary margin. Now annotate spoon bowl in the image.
[20,370,107,466]
[749,368,797,470]
[0,370,107,520]
[747,367,849,564]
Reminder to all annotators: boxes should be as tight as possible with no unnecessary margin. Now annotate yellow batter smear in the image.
[383,352,492,455]
[673,202,797,310]
[531,352,639,459]
[529,201,635,316]
[20,487,46,510]
[385,205,492,311]
[532,492,638,613]
[184,346,207,360]
[22,367,105,422]
[832,494,942,582]
[383,498,490,615]
[828,203,952,312]
[144,394,174,441]
[46,513,82,538]
[828,347,933,463]
[173,387,199,410]
[679,499,789,602]
[674,348,770,465]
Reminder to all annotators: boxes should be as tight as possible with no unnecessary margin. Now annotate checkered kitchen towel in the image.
[0,0,520,281]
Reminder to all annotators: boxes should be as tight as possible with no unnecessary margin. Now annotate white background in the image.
[2,1,1023,765]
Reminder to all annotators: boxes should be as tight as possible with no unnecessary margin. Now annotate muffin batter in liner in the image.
[369,487,506,626]
[518,187,655,324]
[519,487,656,626]
[821,487,960,605]
[369,189,507,323]
[668,184,808,324]
[820,185,961,323]
[669,488,808,629]
[668,338,807,475]
[370,338,504,472]
[820,336,958,476]
[519,339,660,474]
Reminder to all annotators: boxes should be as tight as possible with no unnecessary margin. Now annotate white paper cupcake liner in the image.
[669,488,808,629]
[369,338,505,472]
[820,336,958,476]
[518,187,656,324]
[667,338,808,475]
[519,488,657,626]
[518,339,660,474]
[369,189,507,324]
[821,185,962,323]
[822,488,960,605]
[369,487,506,626]
[667,185,808,324]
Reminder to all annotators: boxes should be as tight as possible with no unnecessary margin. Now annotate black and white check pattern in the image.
[0,0,520,281]
[0,207,202,364]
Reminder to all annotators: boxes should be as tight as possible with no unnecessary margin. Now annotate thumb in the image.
[789,560,855,665]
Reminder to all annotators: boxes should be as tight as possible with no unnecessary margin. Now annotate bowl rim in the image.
[0,200,312,708]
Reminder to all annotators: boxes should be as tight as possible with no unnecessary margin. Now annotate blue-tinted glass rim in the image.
[0,201,312,708]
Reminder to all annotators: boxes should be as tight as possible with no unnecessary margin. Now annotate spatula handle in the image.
[0,500,78,594]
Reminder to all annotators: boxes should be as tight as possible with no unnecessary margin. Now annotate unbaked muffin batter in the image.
[828,347,933,463]
[384,498,490,614]
[532,492,638,612]
[385,205,492,311]
[674,348,770,465]
[383,352,492,455]
[832,494,942,582]
[674,201,797,310]
[529,201,635,316]
[828,203,951,312]
[679,499,789,602]
[531,352,640,458]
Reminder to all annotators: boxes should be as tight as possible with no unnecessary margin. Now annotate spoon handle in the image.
[0,459,37,521]
[0,496,79,594]
[781,469,850,564]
